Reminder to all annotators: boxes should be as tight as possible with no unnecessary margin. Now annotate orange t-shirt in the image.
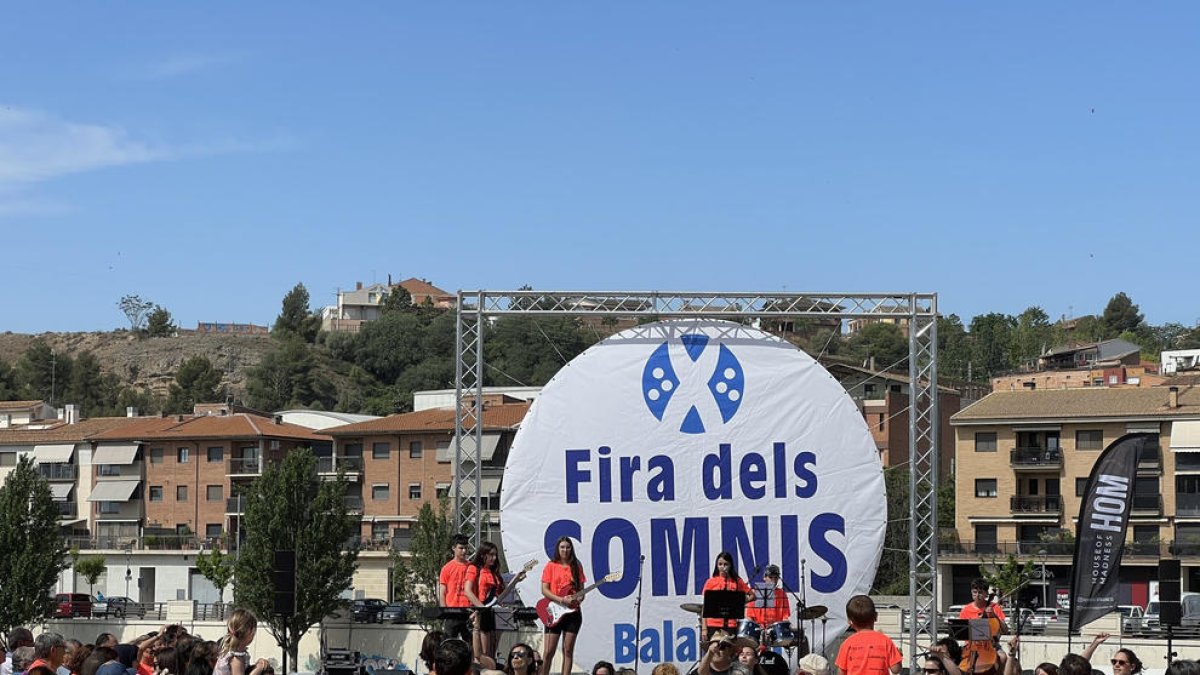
[835,629,902,675]
[959,602,1006,622]
[746,587,790,624]
[439,558,471,607]
[466,564,502,605]
[702,575,752,628]
[542,561,584,599]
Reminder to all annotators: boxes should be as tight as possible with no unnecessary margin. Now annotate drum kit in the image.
[678,601,827,655]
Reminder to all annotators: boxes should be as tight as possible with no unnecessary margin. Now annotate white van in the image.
[1145,592,1200,631]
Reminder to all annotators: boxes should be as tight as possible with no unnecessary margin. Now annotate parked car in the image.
[379,603,412,624]
[351,598,387,623]
[1117,605,1145,632]
[1145,593,1200,632]
[1034,607,1065,630]
[94,596,144,618]
[1007,607,1039,633]
[53,593,94,618]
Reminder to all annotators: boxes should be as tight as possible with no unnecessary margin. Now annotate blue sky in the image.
[3,4,1198,333]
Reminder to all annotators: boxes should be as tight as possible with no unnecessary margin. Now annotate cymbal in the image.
[680,602,703,614]
[799,605,828,621]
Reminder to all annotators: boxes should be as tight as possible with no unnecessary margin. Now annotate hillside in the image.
[0,331,276,400]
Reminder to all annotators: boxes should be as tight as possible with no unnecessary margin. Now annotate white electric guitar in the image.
[483,559,538,607]
[535,571,621,628]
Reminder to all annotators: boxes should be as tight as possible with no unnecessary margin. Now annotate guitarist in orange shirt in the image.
[539,537,586,675]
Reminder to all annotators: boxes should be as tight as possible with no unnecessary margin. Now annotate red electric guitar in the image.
[535,571,621,628]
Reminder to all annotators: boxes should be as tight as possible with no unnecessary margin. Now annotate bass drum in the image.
[735,619,762,645]
[757,651,789,675]
[766,621,796,648]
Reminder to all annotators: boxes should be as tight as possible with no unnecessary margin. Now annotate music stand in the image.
[703,590,746,632]
[751,583,778,610]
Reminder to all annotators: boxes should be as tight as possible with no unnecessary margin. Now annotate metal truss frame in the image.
[454,290,939,658]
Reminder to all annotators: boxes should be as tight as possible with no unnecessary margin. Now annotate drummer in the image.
[746,565,791,629]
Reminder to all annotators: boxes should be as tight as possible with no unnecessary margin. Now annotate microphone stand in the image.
[634,555,647,675]
[777,559,811,666]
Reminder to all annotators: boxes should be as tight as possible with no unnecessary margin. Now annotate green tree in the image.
[484,316,594,386]
[146,306,175,338]
[1102,292,1143,337]
[196,547,235,604]
[245,338,334,411]
[846,322,908,370]
[873,466,909,594]
[1011,306,1052,368]
[0,361,18,400]
[117,295,156,332]
[938,315,971,381]
[392,499,457,627]
[967,313,1017,381]
[233,448,361,672]
[165,356,223,414]
[980,553,1034,604]
[74,555,107,598]
[0,456,69,635]
[381,286,415,314]
[273,284,321,343]
[65,352,120,417]
[16,340,72,405]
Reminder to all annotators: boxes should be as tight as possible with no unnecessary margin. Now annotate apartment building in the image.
[321,395,531,546]
[945,385,1200,609]
[88,406,328,547]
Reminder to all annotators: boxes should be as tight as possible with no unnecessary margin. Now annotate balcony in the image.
[317,456,363,474]
[1179,493,1200,517]
[1131,493,1162,516]
[226,497,245,515]
[344,496,363,512]
[1010,447,1063,469]
[1010,495,1062,514]
[38,463,78,481]
[939,539,1075,558]
[56,502,76,519]
[228,458,262,476]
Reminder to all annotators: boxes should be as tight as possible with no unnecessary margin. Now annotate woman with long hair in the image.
[701,552,753,641]
[539,537,586,675]
[465,541,525,662]
[504,644,538,675]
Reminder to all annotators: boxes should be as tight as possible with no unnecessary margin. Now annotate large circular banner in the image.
[501,320,885,669]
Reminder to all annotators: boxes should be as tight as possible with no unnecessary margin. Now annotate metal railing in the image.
[39,463,78,480]
[193,602,233,621]
[939,539,1182,558]
[1010,447,1063,466]
[1010,495,1062,513]
[317,456,364,473]
[228,457,262,475]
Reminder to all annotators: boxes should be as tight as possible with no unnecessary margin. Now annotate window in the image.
[207,446,224,463]
[863,384,876,397]
[206,485,223,501]
[975,432,998,452]
[150,448,164,464]
[372,484,390,501]
[149,486,164,502]
[205,524,222,539]
[975,524,998,553]
[436,484,450,499]
[176,485,188,501]
[372,521,390,540]
[1076,430,1103,450]
[99,501,121,514]
[177,447,190,464]
[372,442,390,459]
[975,479,998,498]
[98,465,121,477]
[344,443,363,457]
[409,441,423,459]
[409,483,422,500]
[1076,477,1089,496]
[0,452,16,467]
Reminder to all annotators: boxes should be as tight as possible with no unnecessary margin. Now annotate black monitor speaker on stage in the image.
[1159,559,1181,626]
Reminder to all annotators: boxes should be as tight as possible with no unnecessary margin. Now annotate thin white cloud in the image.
[0,106,173,183]
[130,52,242,81]
[0,105,293,217]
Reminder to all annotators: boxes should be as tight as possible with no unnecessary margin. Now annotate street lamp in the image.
[1037,549,1048,609]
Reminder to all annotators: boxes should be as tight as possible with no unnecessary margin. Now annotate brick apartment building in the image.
[945,385,1200,609]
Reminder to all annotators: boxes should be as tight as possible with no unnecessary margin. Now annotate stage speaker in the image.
[1159,559,1182,627]
[273,550,296,616]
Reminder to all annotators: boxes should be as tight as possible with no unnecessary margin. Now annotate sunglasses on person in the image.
[924,669,943,674]
[1112,660,1130,666]
[510,652,533,660]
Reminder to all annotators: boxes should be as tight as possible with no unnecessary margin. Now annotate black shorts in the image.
[475,607,496,632]
[546,610,582,635]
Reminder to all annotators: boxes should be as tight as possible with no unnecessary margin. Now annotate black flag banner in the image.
[1069,433,1156,633]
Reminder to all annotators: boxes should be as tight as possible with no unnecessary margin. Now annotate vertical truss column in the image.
[907,295,940,665]
[454,291,485,549]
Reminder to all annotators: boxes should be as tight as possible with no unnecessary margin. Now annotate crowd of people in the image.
[1,609,272,675]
